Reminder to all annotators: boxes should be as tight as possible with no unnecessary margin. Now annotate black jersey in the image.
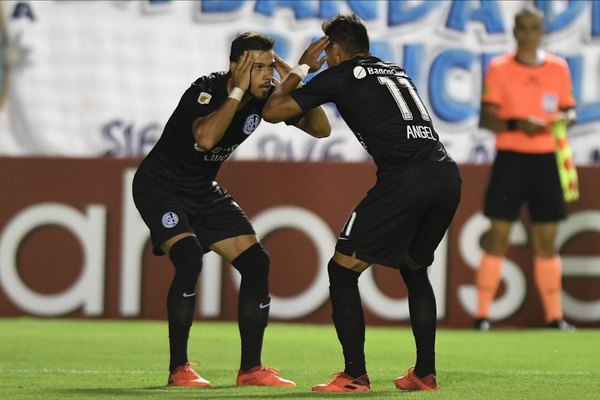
[136,71,271,195]
[290,55,456,175]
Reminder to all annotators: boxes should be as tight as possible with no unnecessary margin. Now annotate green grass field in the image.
[1,318,599,399]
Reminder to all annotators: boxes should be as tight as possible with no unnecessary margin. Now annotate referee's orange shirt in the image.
[481,51,576,153]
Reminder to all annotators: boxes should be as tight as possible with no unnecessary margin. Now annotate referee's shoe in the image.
[473,318,491,331]
[547,319,576,331]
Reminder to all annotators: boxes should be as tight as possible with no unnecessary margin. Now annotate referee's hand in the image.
[520,116,546,135]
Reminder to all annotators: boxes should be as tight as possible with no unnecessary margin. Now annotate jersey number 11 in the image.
[378,76,431,122]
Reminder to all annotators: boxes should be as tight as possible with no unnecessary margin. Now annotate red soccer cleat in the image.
[167,362,211,387]
[395,367,438,391]
[236,366,296,387]
[312,371,371,392]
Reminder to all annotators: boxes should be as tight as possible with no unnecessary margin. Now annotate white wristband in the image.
[290,64,310,80]
[228,87,244,102]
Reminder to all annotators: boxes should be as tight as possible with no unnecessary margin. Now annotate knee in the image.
[532,233,557,257]
[399,263,429,284]
[169,236,204,275]
[403,252,431,270]
[232,243,270,278]
[328,259,361,285]
[482,232,510,255]
[331,251,370,272]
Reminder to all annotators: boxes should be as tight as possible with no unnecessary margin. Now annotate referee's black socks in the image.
[328,259,367,378]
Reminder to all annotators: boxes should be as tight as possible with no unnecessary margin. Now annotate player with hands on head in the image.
[263,14,461,393]
[132,31,330,389]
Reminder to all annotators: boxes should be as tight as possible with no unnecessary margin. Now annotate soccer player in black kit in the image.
[264,14,461,392]
[132,32,330,388]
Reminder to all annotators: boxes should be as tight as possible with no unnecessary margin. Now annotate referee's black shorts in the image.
[132,173,255,256]
[336,172,461,269]
[484,150,566,223]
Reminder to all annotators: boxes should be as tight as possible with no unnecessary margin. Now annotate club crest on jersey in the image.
[243,114,261,135]
[198,92,212,104]
[161,212,179,228]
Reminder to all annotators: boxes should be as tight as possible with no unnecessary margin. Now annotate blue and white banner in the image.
[1,0,599,163]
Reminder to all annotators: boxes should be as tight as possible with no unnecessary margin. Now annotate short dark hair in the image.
[514,5,544,26]
[322,14,369,55]
[229,32,275,62]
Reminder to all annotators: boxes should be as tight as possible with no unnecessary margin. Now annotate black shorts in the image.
[132,174,255,256]
[484,151,566,223]
[336,174,461,269]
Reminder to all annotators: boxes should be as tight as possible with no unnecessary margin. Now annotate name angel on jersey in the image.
[406,125,435,140]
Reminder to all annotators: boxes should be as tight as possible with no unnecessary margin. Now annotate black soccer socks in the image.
[399,264,437,378]
[328,259,367,378]
[167,236,204,372]
[232,243,271,371]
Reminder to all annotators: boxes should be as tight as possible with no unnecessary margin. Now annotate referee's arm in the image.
[479,102,546,135]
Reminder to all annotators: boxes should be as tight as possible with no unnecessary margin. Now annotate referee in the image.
[474,6,576,332]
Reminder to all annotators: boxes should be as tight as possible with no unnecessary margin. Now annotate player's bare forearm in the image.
[193,50,254,151]
[264,74,330,137]
[264,37,329,124]
[192,100,239,151]
[296,106,331,138]
[262,74,304,123]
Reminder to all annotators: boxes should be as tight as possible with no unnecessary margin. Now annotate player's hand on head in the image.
[274,53,292,80]
[299,35,329,72]
[231,50,253,91]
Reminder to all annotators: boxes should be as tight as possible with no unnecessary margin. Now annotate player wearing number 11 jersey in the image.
[263,14,461,392]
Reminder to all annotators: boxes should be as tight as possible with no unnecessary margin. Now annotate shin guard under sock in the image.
[167,236,204,372]
[399,264,437,378]
[328,260,366,378]
[232,243,270,371]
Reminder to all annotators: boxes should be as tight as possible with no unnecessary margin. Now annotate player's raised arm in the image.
[193,51,253,151]
[272,53,331,138]
[263,36,330,138]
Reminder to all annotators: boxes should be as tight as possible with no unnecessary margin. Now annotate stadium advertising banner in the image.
[0,158,599,328]
[0,0,600,164]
